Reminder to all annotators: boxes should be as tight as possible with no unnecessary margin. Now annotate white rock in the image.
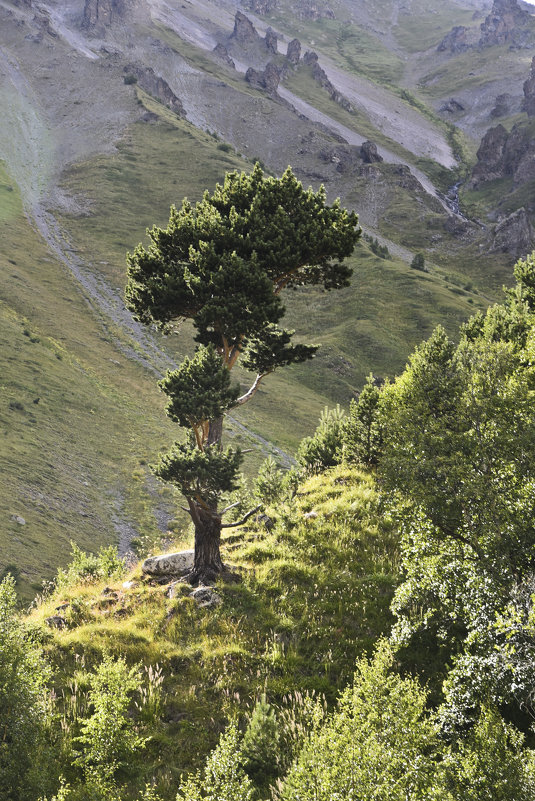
[141,549,194,576]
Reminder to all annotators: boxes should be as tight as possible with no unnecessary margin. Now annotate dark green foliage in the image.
[242,695,280,789]
[344,374,383,466]
[364,233,390,259]
[0,577,52,801]
[296,406,345,474]
[159,346,240,431]
[253,457,286,505]
[153,443,243,506]
[410,252,426,271]
[241,324,319,375]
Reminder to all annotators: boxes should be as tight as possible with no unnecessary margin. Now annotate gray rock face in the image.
[490,208,534,256]
[286,38,301,64]
[437,25,471,53]
[470,124,509,187]
[361,141,383,164]
[82,0,125,30]
[439,98,465,113]
[491,93,514,118]
[523,56,535,117]
[479,0,530,47]
[213,43,235,69]
[265,27,277,54]
[142,549,194,576]
[123,65,184,115]
[245,62,281,93]
[232,11,258,43]
[303,51,352,111]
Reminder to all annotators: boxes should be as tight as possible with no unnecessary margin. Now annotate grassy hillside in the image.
[30,465,399,796]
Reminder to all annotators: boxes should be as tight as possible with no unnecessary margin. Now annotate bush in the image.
[410,252,427,271]
[297,406,345,474]
[56,543,125,589]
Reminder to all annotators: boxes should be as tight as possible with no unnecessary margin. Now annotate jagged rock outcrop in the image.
[245,61,281,93]
[243,0,277,13]
[489,208,534,256]
[286,38,301,64]
[265,27,277,54]
[319,144,362,173]
[479,0,530,47]
[437,25,472,53]
[523,56,535,116]
[360,141,383,164]
[439,98,465,113]
[232,11,259,43]
[470,124,509,186]
[302,51,352,111]
[470,121,535,188]
[213,43,235,69]
[491,92,514,117]
[82,0,125,30]
[123,65,184,114]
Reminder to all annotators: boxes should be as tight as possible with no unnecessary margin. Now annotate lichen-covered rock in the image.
[245,62,280,94]
[142,549,194,576]
[45,615,67,629]
[439,98,465,113]
[189,586,222,608]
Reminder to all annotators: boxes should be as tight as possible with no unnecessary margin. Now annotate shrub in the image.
[297,406,345,474]
[56,543,125,588]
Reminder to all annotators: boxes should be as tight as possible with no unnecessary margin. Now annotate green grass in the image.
[393,0,475,53]
[30,465,400,797]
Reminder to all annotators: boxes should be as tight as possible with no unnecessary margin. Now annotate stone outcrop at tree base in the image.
[123,65,184,115]
[142,549,194,577]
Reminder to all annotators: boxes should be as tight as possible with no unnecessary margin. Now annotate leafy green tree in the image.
[0,576,52,801]
[175,721,254,801]
[296,405,346,474]
[344,373,383,466]
[410,252,426,271]
[73,654,145,798]
[280,641,440,801]
[242,694,280,790]
[126,165,360,583]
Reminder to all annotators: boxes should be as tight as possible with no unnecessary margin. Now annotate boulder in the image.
[286,38,301,64]
[265,27,277,54]
[213,43,235,69]
[361,141,383,164]
[189,586,222,608]
[142,549,194,577]
[245,62,281,93]
[45,615,67,629]
[232,11,258,43]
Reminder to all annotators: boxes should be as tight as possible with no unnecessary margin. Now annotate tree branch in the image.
[221,500,241,515]
[221,504,262,528]
[235,373,269,406]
